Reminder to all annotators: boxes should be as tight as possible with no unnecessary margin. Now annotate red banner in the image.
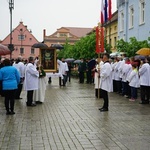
[96,26,104,54]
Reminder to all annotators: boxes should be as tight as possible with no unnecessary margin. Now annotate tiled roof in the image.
[61,27,93,38]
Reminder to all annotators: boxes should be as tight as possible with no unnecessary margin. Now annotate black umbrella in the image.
[51,44,64,49]
[65,58,75,62]
[88,59,96,69]
[32,42,48,48]
[73,59,82,64]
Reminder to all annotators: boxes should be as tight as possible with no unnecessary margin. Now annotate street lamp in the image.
[9,0,14,59]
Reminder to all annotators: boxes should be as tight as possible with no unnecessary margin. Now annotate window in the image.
[20,48,24,54]
[60,33,67,37]
[120,11,124,31]
[114,37,117,47]
[139,0,145,24]
[129,6,134,28]
[31,48,34,54]
[18,35,25,40]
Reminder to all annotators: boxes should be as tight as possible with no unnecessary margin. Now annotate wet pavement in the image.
[0,78,150,150]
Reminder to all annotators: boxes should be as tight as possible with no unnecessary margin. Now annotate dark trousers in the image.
[4,90,16,112]
[122,81,128,96]
[27,90,33,105]
[101,89,109,109]
[95,89,103,98]
[116,80,122,93]
[131,87,137,99]
[63,75,67,86]
[15,83,23,98]
[86,70,92,83]
[140,85,150,102]
[113,80,117,92]
[79,72,84,83]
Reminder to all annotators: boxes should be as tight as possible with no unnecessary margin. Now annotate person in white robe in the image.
[13,56,25,99]
[139,58,150,104]
[24,57,39,106]
[57,58,69,86]
[93,58,103,98]
[127,63,140,101]
[98,53,113,112]
[33,65,47,104]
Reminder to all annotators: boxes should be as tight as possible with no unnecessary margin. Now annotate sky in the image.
[0,0,117,42]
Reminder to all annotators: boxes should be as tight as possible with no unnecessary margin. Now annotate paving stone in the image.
[0,78,150,150]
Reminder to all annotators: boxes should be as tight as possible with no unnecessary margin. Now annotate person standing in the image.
[127,63,140,101]
[78,58,86,83]
[57,58,69,86]
[13,56,25,99]
[0,59,20,115]
[98,53,113,112]
[33,65,47,104]
[139,58,150,104]
[24,57,39,106]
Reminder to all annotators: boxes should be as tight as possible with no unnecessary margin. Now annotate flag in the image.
[108,0,112,20]
[96,26,104,53]
[101,0,112,24]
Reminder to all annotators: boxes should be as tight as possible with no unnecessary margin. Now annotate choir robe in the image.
[99,62,113,92]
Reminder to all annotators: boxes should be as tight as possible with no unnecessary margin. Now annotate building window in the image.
[139,0,145,24]
[20,48,24,54]
[60,33,67,37]
[18,35,25,40]
[129,6,134,28]
[114,37,117,47]
[120,11,124,31]
[31,48,34,54]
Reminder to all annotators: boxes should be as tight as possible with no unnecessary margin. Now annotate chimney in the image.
[43,29,46,40]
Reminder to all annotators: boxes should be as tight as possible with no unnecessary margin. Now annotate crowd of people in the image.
[77,54,150,112]
[0,56,47,115]
[0,54,150,115]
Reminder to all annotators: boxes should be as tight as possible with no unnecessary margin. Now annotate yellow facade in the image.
[104,11,118,52]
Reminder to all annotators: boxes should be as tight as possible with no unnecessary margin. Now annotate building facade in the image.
[104,11,118,52]
[117,0,150,42]
[1,21,39,59]
[43,27,93,47]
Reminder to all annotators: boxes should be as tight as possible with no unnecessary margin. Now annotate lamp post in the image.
[9,0,14,59]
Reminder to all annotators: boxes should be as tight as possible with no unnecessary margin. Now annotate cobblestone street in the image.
[0,78,150,150]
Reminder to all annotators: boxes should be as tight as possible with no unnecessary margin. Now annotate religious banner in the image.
[96,26,104,54]
[39,48,57,72]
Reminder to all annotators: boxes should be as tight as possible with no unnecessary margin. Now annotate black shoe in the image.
[6,111,11,115]
[27,103,36,107]
[36,101,43,104]
[100,108,108,112]
[10,111,15,115]
[98,107,104,110]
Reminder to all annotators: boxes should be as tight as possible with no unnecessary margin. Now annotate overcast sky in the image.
[0,0,117,42]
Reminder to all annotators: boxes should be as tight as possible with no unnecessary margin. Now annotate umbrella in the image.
[134,55,145,60]
[51,44,64,49]
[0,44,10,55]
[88,59,96,69]
[32,42,48,48]
[136,48,150,56]
[73,59,82,64]
[65,58,75,62]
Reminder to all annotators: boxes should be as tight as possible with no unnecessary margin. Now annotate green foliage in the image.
[57,32,113,59]
[116,37,150,57]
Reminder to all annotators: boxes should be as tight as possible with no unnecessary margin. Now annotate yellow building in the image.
[104,11,118,52]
